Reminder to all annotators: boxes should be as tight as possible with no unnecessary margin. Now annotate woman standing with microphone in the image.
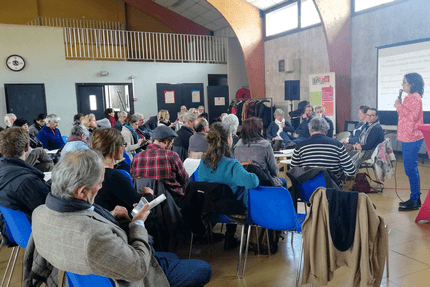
[395,73,425,211]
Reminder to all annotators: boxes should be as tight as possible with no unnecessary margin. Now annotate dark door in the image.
[76,84,105,120]
[207,86,229,122]
[156,83,204,122]
[4,84,47,125]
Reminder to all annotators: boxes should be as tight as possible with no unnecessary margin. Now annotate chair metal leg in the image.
[241,225,253,278]
[295,236,304,287]
[266,229,271,257]
[291,232,294,246]
[236,225,246,277]
[255,226,260,255]
[188,232,194,259]
[1,246,20,287]
[304,203,308,214]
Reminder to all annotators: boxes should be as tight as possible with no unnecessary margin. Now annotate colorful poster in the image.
[322,86,333,101]
[322,102,334,116]
[310,92,322,106]
[311,75,330,85]
[192,90,200,103]
[164,91,175,104]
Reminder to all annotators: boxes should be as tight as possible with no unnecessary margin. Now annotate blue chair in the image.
[62,135,68,144]
[122,150,131,166]
[0,206,32,287]
[66,272,115,287]
[298,171,326,202]
[238,186,306,282]
[117,169,134,187]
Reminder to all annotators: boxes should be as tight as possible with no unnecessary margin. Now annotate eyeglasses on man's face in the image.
[366,114,377,117]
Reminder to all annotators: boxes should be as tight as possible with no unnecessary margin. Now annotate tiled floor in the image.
[1,155,430,286]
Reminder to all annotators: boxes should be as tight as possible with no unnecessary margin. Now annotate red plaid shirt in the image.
[130,143,189,195]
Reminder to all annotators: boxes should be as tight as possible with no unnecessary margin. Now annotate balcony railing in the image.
[27,16,126,30]
[63,28,227,63]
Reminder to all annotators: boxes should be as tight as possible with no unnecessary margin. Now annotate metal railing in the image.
[63,27,227,63]
[27,16,126,30]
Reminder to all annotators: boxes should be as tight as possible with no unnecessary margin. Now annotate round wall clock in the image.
[6,55,26,72]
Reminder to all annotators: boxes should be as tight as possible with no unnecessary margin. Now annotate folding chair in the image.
[66,272,114,287]
[0,207,32,287]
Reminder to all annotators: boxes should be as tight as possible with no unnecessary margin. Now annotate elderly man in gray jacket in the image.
[30,149,211,287]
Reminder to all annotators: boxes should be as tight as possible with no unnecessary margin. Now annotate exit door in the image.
[76,84,105,120]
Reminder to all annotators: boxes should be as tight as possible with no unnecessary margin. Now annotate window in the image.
[89,95,97,111]
[354,0,396,12]
[266,2,298,37]
[301,0,321,28]
[264,0,321,39]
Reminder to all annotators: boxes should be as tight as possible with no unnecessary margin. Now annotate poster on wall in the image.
[309,72,336,130]
[192,90,200,103]
[164,90,175,104]
[214,97,225,106]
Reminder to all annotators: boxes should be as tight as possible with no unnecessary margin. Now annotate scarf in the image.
[275,118,285,139]
[125,125,139,144]
[359,121,379,146]
[45,193,118,225]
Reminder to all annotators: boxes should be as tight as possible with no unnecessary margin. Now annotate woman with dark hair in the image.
[234,117,284,187]
[91,128,151,213]
[395,73,425,211]
[198,122,259,250]
[104,108,116,127]
[341,105,369,145]
[29,113,46,139]
[121,115,144,160]
[14,118,43,149]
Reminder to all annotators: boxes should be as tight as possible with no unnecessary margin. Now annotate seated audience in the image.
[174,111,186,131]
[73,113,90,139]
[291,117,356,179]
[104,108,116,127]
[131,125,189,196]
[85,113,97,134]
[348,108,385,167]
[210,112,227,125]
[197,122,259,250]
[122,115,145,160]
[30,149,212,287]
[293,105,314,143]
[113,111,128,131]
[222,114,240,147]
[188,118,209,158]
[341,105,369,144]
[134,113,151,140]
[189,108,199,117]
[158,109,174,128]
[144,111,160,131]
[62,124,90,154]
[4,113,16,128]
[172,112,197,160]
[314,105,334,138]
[180,105,188,112]
[235,117,285,187]
[14,118,43,148]
[267,108,296,150]
[197,105,208,120]
[91,128,149,212]
[37,114,64,150]
[29,113,46,139]
[0,127,49,246]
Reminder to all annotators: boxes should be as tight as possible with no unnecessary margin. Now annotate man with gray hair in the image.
[172,112,197,161]
[113,111,128,131]
[4,113,17,128]
[29,149,211,287]
[36,113,64,150]
[189,118,209,154]
[314,105,334,138]
[291,117,356,179]
[267,108,296,150]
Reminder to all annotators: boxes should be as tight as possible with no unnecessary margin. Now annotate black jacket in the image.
[145,116,158,131]
[0,157,49,246]
[173,126,193,151]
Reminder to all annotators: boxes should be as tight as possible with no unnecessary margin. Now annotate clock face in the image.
[6,55,26,72]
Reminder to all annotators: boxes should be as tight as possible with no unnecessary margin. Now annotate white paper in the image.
[165,91,175,104]
[214,97,225,106]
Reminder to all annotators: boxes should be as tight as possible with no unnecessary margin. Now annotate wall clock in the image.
[6,55,26,72]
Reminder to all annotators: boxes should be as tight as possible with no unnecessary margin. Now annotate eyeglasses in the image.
[366,114,377,117]
[123,142,127,147]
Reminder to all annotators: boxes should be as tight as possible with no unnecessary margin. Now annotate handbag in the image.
[352,172,384,193]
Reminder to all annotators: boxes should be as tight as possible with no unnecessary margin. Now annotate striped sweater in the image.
[291,134,356,177]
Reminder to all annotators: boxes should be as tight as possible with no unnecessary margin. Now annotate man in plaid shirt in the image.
[131,125,189,196]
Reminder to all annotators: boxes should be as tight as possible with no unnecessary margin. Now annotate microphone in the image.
[398,89,403,100]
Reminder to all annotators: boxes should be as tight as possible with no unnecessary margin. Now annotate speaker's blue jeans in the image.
[402,139,424,200]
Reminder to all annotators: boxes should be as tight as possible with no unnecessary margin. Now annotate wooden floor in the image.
[2,154,430,286]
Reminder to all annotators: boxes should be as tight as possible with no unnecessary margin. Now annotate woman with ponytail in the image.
[197,122,259,250]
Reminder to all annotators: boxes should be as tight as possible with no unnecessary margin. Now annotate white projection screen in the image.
[377,38,430,125]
